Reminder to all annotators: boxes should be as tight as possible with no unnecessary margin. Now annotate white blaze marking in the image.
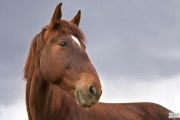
[71,34,81,47]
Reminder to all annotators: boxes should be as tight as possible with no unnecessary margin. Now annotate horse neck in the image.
[26,70,80,120]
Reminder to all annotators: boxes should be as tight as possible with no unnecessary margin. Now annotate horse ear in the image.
[70,10,81,26]
[49,3,62,29]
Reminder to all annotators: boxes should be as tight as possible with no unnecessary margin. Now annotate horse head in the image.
[39,3,102,107]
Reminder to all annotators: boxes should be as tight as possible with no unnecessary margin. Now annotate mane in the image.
[24,26,47,81]
[60,20,85,42]
[24,21,85,81]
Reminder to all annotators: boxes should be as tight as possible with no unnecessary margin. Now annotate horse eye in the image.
[59,41,68,48]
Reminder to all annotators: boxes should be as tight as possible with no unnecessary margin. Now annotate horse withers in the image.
[24,3,178,120]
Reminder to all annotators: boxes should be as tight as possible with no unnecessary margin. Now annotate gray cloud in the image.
[84,0,180,80]
[0,0,180,107]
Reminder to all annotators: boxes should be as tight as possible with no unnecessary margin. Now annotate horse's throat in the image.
[27,75,78,120]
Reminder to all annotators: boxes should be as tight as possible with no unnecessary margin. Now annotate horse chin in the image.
[75,90,97,108]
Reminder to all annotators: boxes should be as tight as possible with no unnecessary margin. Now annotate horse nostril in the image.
[89,86,97,96]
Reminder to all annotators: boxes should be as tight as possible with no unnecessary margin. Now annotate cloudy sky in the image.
[0,0,180,120]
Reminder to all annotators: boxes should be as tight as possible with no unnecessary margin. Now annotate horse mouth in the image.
[75,91,96,107]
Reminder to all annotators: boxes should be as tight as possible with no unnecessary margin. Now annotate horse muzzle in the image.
[75,85,102,107]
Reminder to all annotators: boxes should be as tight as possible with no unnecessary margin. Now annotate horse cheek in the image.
[40,52,64,84]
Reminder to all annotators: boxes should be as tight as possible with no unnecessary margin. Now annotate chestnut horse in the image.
[24,3,178,120]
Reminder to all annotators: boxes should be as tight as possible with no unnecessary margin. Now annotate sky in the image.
[0,0,180,120]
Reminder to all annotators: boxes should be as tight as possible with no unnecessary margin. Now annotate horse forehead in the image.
[71,35,81,47]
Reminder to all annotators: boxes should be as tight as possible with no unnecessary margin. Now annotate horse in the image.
[24,3,178,120]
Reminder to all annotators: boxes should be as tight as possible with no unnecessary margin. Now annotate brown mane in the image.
[24,26,47,81]
[59,20,85,41]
